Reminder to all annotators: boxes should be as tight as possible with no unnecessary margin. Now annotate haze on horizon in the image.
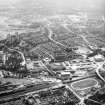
[0,0,104,16]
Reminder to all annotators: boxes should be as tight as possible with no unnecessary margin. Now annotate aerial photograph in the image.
[0,0,105,105]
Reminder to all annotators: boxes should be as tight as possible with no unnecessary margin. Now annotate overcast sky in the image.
[0,0,18,5]
[0,0,104,12]
[0,0,104,6]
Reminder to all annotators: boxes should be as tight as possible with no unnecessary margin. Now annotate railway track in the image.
[0,82,56,103]
[63,74,96,84]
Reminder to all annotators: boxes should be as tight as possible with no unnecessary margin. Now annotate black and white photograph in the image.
[0,0,105,105]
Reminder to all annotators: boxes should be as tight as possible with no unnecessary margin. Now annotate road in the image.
[45,19,70,50]
[39,60,56,76]
[78,31,94,51]
[62,23,95,51]
[61,23,76,35]
[95,59,105,82]
[61,23,95,51]
[39,46,54,60]
[47,26,67,49]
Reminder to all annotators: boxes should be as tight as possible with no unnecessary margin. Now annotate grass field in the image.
[71,78,98,90]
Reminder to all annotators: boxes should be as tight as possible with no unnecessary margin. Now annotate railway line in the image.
[0,82,57,103]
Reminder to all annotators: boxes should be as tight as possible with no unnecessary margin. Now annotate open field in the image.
[71,78,98,90]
